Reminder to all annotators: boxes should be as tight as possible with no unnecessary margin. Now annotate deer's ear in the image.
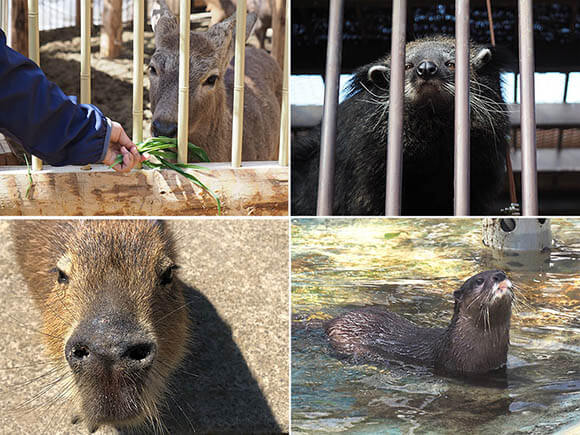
[207,13,257,69]
[151,0,178,43]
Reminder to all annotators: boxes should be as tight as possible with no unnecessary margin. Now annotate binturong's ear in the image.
[472,47,493,71]
[367,64,390,88]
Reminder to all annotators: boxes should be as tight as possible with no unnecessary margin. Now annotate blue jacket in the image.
[0,29,110,166]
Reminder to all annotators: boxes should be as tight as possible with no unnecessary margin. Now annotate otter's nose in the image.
[152,120,177,138]
[65,313,157,374]
[492,271,507,283]
[416,61,438,79]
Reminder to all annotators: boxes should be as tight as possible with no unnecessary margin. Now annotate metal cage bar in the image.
[385,0,407,216]
[518,0,539,215]
[316,0,344,216]
[454,0,470,215]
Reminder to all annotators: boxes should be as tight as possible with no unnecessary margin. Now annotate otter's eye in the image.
[445,60,455,69]
[57,269,69,285]
[476,278,484,286]
[159,266,177,285]
[405,63,414,71]
[204,75,218,86]
[149,64,157,76]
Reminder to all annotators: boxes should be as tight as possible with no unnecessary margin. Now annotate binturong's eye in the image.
[476,278,484,286]
[405,62,414,71]
[445,60,455,69]
[159,265,178,285]
[204,75,218,86]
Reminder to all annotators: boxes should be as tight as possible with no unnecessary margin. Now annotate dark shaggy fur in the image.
[292,36,510,216]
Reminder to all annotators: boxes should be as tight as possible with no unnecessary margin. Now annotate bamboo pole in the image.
[277,0,289,166]
[27,0,42,171]
[231,0,247,168]
[177,0,190,164]
[80,0,91,104]
[132,0,144,145]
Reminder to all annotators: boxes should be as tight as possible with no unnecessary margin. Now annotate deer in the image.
[149,0,281,162]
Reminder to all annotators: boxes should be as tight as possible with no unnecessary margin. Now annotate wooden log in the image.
[271,0,285,68]
[0,163,288,216]
[100,0,123,58]
[11,0,28,56]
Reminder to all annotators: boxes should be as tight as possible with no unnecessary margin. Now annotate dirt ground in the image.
[0,219,289,434]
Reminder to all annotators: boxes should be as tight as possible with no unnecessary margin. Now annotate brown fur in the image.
[150,0,282,162]
[202,0,273,48]
[11,220,190,432]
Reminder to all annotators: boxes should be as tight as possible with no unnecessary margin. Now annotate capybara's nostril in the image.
[493,271,507,282]
[152,120,177,138]
[124,342,156,368]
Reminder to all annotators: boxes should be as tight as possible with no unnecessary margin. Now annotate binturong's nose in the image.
[416,60,439,79]
[492,271,507,283]
[152,120,178,138]
[65,312,157,376]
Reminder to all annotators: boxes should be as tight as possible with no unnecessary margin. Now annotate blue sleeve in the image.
[0,30,109,166]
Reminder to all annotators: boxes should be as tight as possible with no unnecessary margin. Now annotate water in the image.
[291,218,580,434]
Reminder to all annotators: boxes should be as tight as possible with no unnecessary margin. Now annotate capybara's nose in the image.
[416,60,438,78]
[152,120,177,138]
[65,314,156,374]
[492,271,507,283]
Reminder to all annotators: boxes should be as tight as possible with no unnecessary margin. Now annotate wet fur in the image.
[292,35,510,215]
[326,270,513,375]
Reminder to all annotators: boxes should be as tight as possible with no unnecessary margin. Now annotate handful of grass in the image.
[110,137,221,214]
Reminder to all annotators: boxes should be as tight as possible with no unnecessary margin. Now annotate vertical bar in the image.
[518,0,538,215]
[177,0,190,164]
[385,0,407,216]
[132,0,144,145]
[278,0,289,166]
[316,0,344,216]
[80,0,91,104]
[231,0,247,167]
[557,71,570,150]
[27,0,42,170]
[454,0,470,215]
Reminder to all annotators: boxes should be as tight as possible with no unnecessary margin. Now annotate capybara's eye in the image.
[204,75,218,86]
[57,269,69,284]
[476,278,484,286]
[159,266,175,285]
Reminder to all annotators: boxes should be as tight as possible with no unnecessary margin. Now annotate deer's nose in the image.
[152,120,177,138]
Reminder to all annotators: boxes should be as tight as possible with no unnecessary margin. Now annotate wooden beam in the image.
[11,0,28,56]
[100,0,123,58]
[271,0,286,68]
[0,163,288,216]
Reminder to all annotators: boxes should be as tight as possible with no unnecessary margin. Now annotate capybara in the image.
[11,220,190,433]
[292,36,510,216]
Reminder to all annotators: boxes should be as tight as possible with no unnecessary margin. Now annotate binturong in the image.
[11,220,190,433]
[292,36,511,216]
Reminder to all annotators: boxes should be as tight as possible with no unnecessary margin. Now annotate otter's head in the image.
[19,221,190,432]
[452,270,513,330]
[365,36,501,111]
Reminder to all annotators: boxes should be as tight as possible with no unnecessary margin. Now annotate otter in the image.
[292,36,510,216]
[11,220,190,433]
[326,270,513,375]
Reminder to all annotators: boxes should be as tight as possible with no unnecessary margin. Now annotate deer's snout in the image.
[152,120,178,138]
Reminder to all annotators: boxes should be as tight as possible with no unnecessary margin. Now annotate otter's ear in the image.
[472,47,492,71]
[453,289,463,302]
[367,64,389,88]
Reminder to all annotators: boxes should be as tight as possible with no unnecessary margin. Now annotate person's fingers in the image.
[112,147,133,173]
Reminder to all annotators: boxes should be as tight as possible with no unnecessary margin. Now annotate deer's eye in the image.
[149,64,157,76]
[204,75,218,86]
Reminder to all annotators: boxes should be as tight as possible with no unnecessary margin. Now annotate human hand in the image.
[102,121,149,172]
